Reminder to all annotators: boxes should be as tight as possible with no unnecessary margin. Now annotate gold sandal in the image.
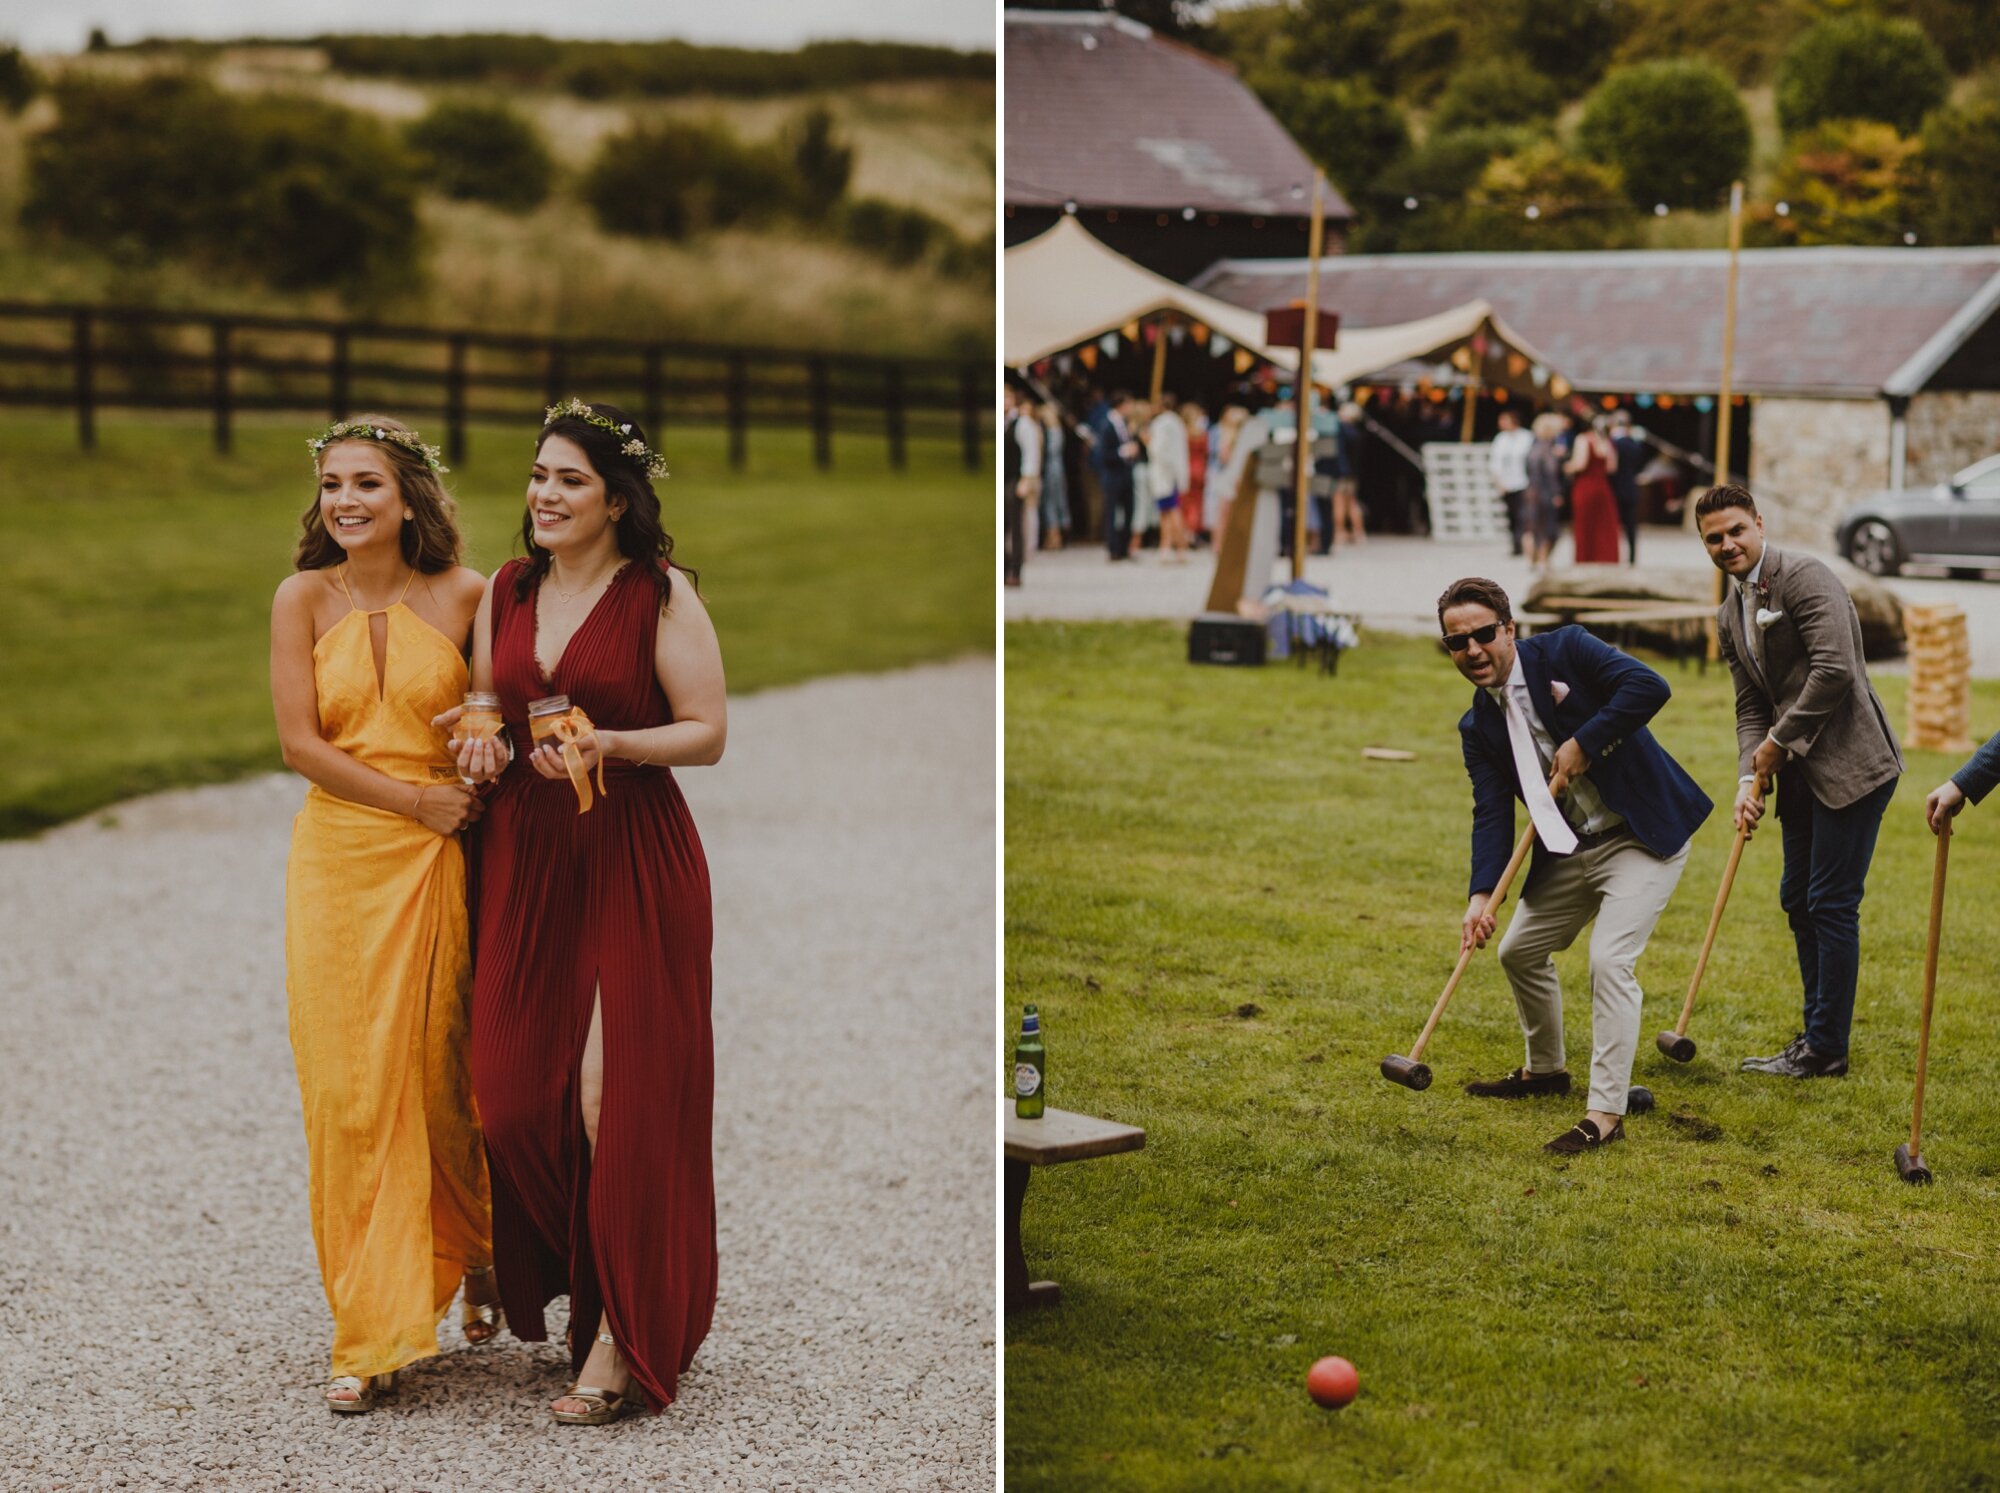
[461,1264,503,1346]
[552,1331,632,1425]
[324,1371,396,1414]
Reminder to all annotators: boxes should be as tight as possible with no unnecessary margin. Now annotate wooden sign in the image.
[1263,303,1339,351]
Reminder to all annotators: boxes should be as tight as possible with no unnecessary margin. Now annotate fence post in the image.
[330,326,349,420]
[545,342,566,408]
[212,318,232,455]
[446,334,468,466]
[642,345,663,444]
[72,309,95,452]
[809,356,830,470]
[959,363,980,472]
[885,362,906,471]
[727,351,747,471]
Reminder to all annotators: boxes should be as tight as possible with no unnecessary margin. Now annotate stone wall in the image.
[1905,391,2000,486]
[1747,396,1887,547]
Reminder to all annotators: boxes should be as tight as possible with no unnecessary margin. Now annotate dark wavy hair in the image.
[515,401,694,605]
[295,414,462,573]
[1436,576,1513,630]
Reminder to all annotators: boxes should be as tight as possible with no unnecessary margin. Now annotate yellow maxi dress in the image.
[284,583,493,1380]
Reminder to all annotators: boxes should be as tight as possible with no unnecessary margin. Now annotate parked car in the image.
[1836,454,2000,577]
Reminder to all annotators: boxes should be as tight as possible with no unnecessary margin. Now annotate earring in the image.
[404,510,415,520]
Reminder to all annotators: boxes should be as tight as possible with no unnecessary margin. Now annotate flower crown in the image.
[543,397,670,481]
[308,420,448,474]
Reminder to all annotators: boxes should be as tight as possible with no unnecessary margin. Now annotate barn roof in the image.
[1191,247,2000,398]
[1003,9,1352,221]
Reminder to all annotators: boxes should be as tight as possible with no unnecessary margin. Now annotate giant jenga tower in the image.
[1903,604,1973,753]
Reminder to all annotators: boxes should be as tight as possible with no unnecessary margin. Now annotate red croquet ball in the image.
[1306,1356,1359,1409]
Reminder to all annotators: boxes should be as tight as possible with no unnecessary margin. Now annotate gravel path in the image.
[0,658,995,1492]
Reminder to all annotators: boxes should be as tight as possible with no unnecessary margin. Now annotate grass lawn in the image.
[0,413,989,836]
[1005,621,2000,1491]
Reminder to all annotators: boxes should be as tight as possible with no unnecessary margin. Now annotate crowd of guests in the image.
[1489,406,1682,571]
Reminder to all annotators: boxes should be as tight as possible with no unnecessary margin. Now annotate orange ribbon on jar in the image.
[545,708,609,814]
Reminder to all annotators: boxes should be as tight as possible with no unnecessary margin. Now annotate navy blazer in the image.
[1461,626,1713,897]
[1954,728,2000,805]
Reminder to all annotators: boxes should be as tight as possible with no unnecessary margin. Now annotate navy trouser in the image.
[1102,471,1133,559]
[1777,772,1896,1058]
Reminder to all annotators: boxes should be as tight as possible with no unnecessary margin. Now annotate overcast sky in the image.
[0,0,994,55]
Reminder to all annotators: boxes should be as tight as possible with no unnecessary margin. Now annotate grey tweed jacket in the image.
[1714,545,1903,809]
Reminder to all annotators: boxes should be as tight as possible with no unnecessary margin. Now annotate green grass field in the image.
[0,413,989,837]
[1005,621,2000,1490]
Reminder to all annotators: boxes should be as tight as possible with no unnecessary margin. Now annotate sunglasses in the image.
[1442,622,1506,652]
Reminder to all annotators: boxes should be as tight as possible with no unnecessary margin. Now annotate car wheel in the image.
[1846,520,1901,577]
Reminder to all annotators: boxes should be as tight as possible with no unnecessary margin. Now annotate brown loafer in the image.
[1465,1067,1571,1099]
[1544,1116,1625,1154]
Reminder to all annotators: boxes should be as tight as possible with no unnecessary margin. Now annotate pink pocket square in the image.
[1550,680,1570,704]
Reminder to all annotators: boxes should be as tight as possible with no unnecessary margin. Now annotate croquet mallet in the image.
[1894,820,1953,1185]
[1655,772,1768,1063]
[1381,819,1539,1091]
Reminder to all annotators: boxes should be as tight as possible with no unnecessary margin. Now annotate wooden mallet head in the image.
[1894,1142,1933,1185]
[1655,1030,1697,1063]
[1380,1055,1432,1090]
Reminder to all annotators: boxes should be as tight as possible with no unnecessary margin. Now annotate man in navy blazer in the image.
[1925,729,2000,831]
[1442,577,1713,1154]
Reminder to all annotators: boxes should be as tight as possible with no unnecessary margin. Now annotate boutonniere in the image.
[1755,607,1784,630]
[1549,680,1570,704]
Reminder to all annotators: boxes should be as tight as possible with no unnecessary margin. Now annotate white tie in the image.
[1502,688,1579,854]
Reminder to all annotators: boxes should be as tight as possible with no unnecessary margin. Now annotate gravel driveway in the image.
[0,658,996,1492]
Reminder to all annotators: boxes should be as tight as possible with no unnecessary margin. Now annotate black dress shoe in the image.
[1544,1116,1624,1154]
[1465,1067,1571,1099]
[1740,1033,1808,1072]
[1744,1044,1848,1079]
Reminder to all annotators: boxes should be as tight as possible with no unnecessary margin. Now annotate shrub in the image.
[583,118,797,239]
[1764,119,1924,246]
[22,73,422,293]
[1430,59,1561,134]
[1576,60,1751,209]
[403,100,553,212]
[1356,124,1542,250]
[1918,83,2000,245]
[838,196,950,266]
[1461,139,1636,250]
[1774,15,1949,137]
[1251,73,1410,202]
[0,46,37,115]
[785,105,853,220]
[1497,0,1625,89]
[1284,0,1402,82]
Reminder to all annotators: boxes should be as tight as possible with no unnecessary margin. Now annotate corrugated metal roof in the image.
[1003,10,1351,220]
[1190,247,2000,397]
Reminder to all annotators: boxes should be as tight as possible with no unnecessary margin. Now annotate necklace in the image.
[548,559,623,603]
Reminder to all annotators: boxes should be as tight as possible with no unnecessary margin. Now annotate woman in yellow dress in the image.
[270,416,498,1413]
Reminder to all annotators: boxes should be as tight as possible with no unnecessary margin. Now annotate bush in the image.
[1496,0,1625,89]
[1764,119,1924,246]
[1251,73,1410,202]
[1576,60,1751,209]
[1775,15,1949,137]
[838,196,950,266]
[582,118,797,239]
[1461,139,1636,249]
[1919,84,2000,245]
[1430,59,1561,133]
[785,105,853,220]
[1283,0,1402,82]
[1356,124,1542,250]
[403,100,553,213]
[22,73,422,293]
[0,46,37,115]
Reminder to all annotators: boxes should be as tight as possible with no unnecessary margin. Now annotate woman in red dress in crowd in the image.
[1565,414,1623,564]
[449,398,725,1424]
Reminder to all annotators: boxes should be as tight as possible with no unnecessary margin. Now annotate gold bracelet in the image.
[412,786,426,818]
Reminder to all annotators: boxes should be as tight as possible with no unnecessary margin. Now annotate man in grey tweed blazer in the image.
[1697,485,1903,1078]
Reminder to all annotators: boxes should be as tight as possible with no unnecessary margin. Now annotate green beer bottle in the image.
[1014,1005,1045,1119]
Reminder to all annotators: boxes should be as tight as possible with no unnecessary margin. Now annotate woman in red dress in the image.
[1565,415,1623,565]
[449,398,725,1423]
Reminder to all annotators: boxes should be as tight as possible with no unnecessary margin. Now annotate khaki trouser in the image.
[1497,830,1689,1115]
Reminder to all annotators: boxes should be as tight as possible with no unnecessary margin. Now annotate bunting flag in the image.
[1121,320,1140,342]
[1099,332,1119,356]
[1190,324,1210,347]
[1636,393,1655,409]
[1212,333,1233,356]
[1549,375,1571,399]
[1694,395,1714,412]
[1507,353,1528,378]
[1168,324,1186,346]
[1531,363,1549,388]
[1079,344,1099,371]
[1234,348,1254,374]
[1450,346,1473,373]
[1055,352,1074,375]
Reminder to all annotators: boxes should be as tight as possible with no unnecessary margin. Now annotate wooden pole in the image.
[1292,173,1327,582]
[1460,365,1480,442]
[1148,316,1169,405]
[1906,821,1952,1164]
[1708,180,1744,660]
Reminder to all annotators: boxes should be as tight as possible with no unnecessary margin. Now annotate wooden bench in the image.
[1004,1101,1145,1311]
[1572,604,1717,673]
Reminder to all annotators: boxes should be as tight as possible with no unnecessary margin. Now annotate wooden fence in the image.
[0,302,993,471]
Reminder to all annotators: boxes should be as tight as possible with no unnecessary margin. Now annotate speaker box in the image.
[1188,612,1266,667]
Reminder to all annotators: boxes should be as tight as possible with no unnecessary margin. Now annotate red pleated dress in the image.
[471,557,716,1412]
